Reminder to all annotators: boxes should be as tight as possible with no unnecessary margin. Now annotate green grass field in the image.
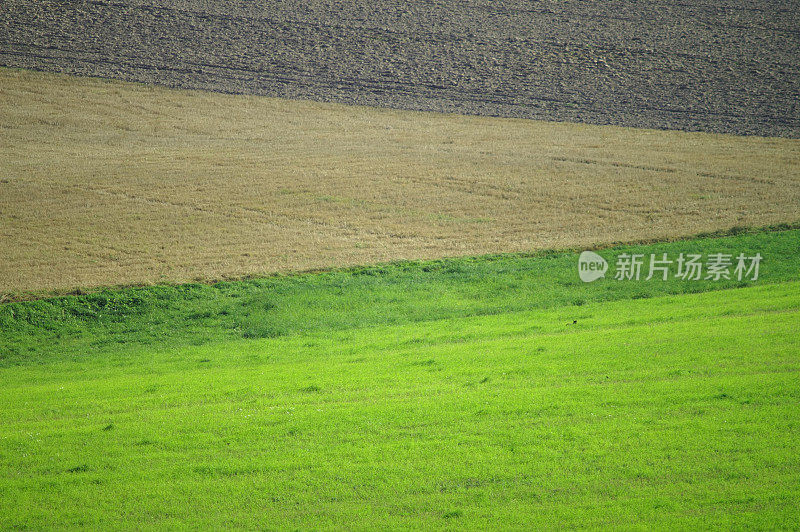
[1,229,799,528]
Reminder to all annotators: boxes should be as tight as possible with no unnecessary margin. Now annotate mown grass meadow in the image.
[1,230,798,528]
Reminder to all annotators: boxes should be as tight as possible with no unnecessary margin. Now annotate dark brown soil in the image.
[2,0,799,137]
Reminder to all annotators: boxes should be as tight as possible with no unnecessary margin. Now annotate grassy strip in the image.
[0,283,798,528]
[1,228,798,366]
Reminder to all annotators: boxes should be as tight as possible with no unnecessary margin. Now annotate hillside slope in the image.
[1,281,798,528]
[2,69,799,294]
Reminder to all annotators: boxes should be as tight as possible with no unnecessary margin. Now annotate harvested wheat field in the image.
[1,67,799,295]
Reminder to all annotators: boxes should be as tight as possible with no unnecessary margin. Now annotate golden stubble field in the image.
[1,68,799,295]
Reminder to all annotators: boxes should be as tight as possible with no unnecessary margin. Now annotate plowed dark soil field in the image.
[2,0,798,137]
